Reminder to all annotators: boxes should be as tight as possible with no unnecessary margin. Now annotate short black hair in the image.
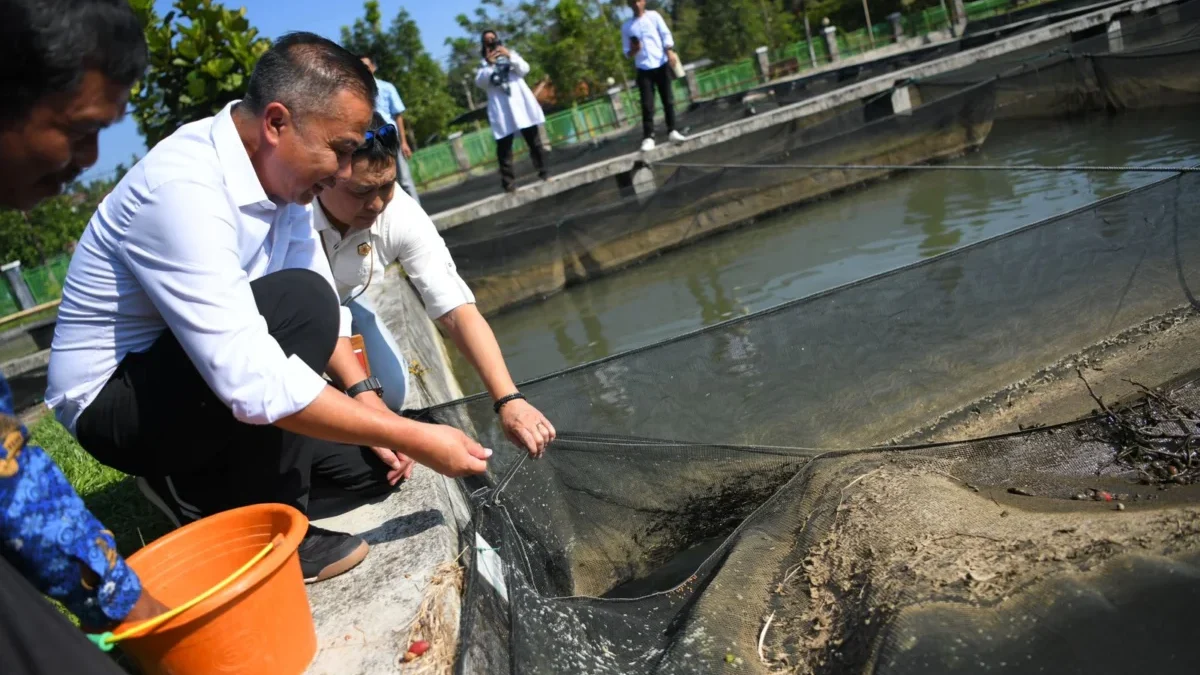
[353,113,399,170]
[242,32,377,119]
[0,0,147,123]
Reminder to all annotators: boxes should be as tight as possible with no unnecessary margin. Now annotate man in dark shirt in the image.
[0,0,163,672]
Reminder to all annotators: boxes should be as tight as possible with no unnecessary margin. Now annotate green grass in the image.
[28,413,170,672]
[30,413,172,557]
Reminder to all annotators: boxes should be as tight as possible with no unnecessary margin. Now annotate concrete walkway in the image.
[305,267,473,675]
[429,0,1177,232]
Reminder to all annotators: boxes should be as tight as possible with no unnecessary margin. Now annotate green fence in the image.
[0,281,17,317]
[408,0,1048,188]
[22,254,70,304]
[0,253,71,319]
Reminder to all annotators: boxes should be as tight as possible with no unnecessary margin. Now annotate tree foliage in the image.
[341,1,462,145]
[676,0,798,63]
[127,0,270,149]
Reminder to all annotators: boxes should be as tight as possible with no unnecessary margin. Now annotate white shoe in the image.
[668,130,687,143]
[640,138,656,152]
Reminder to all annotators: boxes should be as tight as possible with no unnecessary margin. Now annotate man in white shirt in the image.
[622,0,687,152]
[46,33,491,583]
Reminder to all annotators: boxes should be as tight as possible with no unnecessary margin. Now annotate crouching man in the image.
[46,33,490,584]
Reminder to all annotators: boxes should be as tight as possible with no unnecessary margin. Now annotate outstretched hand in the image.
[500,398,556,458]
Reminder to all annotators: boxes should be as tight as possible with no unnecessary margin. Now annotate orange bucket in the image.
[114,503,316,675]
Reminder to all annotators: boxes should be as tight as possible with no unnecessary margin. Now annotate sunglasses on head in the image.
[362,123,399,148]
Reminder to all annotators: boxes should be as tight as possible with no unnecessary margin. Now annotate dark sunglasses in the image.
[362,123,399,149]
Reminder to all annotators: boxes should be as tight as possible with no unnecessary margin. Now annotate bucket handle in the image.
[88,534,285,652]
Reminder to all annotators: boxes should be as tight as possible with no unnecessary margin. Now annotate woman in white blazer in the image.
[475,30,549,192]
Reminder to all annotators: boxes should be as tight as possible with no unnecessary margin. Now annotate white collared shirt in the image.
[314,190,475,320]
[622,10,674,71]
[46,101,351,433]
[474,50,546,140]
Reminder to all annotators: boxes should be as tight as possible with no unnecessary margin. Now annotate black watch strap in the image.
[493,392,526,414]
[346,376,384,399]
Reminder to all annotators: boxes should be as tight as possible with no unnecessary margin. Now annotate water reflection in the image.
[452,110,1200,392]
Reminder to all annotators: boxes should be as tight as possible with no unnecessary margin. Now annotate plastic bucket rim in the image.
[116,503,308,637]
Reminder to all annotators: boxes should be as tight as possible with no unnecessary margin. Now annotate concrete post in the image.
[616,164,657,201]
[949,0,968,36]
[447,131,471,172]
[684,64,700,102]
[755,46,771,83]
[1107,20,1124,53]
[888,12,905,41]
[607,86,626,127]
[1,261,36,310]
[890,85,914,115]
[823,26,840,62]
[537,125,551,153]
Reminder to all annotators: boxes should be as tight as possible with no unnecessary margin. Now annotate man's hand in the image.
[629,37,642,56]
[667,49,678,67]
[413,424,491,477]
[500,398,556,458]
[354,391,414,484]
[401,141,413,160]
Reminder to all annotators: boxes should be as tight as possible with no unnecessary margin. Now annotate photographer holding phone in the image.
[475,30,549,193]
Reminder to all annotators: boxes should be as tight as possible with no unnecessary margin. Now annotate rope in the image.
[653,161,1200,173]
[87,536,281,651]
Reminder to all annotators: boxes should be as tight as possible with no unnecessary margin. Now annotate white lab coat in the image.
[475,50,546,141]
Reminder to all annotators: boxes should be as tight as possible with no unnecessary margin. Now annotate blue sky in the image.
[85,0,480,181]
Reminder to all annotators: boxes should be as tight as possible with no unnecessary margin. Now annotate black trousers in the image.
[636,63,677,141]
[0,555,126,675]
[75,269,393,522]
[497,125,547,191]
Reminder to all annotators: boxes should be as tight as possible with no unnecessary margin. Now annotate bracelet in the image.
[493,392,526,414]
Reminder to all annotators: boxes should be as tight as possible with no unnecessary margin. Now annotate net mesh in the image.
[441,7,1200,317]
[439,164,1200,674]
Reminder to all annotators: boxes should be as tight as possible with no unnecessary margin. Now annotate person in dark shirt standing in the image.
[0,0,165,672]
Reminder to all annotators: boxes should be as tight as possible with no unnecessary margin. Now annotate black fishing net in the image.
[437,167,1200,674]
[420,0,1130,216]
[440,5,1200,317]
[916,0,1200,116]
[420,37,962,217]
[436,165,1200,667]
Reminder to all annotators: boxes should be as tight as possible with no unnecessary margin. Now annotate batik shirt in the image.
[0,376,140,626]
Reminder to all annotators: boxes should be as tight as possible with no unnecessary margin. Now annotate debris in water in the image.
[1116,503,1126,512]
[1007,487,1034,497]
[1077,372,1200,485]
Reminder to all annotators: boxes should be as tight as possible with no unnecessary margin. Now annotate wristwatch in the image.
[345,376,384,399]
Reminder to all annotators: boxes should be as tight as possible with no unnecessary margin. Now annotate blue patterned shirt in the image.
[0,376,141,626]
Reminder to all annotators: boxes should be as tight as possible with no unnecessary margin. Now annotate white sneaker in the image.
[668,130,687,143]
[640,138,656,152]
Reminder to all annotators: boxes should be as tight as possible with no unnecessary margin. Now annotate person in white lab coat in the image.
[475,30,549,192]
